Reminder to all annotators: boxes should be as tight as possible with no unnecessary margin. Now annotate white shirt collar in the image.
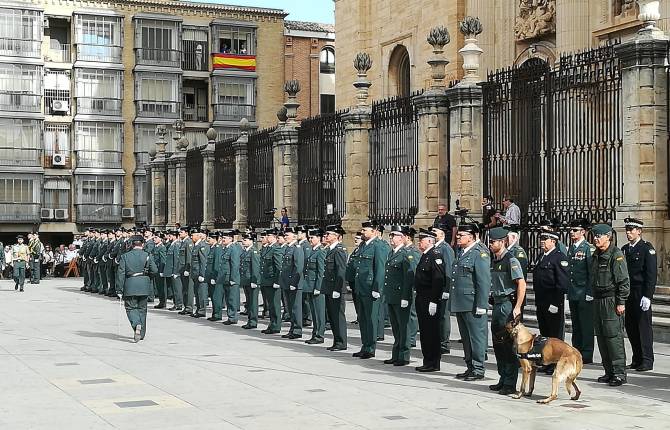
[461,241,478,256]
[422,245,434,255]
[629,238,641,248]
[365,237,375,246]
[543,247,556,257]
[329,241,339,250]
[312,244,320,250]
[573,238,585,249]
[435,239,444,247]
[288,240,297,247]
[393,244,404,253]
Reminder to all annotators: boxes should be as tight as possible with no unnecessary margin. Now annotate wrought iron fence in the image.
[214,137,236,228]
[369,90,422,225]
[482,42,623,266]
[247,127,275,228]
[297,109,348,227]
[185,146,204,227]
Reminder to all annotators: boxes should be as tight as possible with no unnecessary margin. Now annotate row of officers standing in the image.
[83,216,656,391]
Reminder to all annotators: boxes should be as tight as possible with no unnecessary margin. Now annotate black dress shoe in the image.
[377,336,385,341]
[303,320,312,327]
[456,370,474,379]
[240,311,249,316]
[417,366,439,373]
[489,382,503,391]
[352,351,362,357]
[410,343,416,348]
[328,345,347,351]
[192,313,205,318]
[464,374,484,381]
[609,376,626,386]
[207,317,222,322]
[178,310,189,315]
[288,333,303,340]
[305,338,323,345]
[498,386,516,395]
[153,303,166,309]
[626,362,641,370]
[597,374,612,383]
[15,285,18,291]
[169,306,183,311]
[80,287,86,291]
[241,324,257,329]
[358,352,375,359]
[393,360,409,366]
[261,329,279,334]
[281,333,292,338]
[383,359,396,364]
[222,320,237,325]
[19,288,24,292]
[636,364,653,372]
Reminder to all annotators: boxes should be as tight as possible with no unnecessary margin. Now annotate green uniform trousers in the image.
[287,289,303,335]
[302,294,312,323]
[440,299,451,351]
[388,303,411,362]
[325,295,347,347]
[30,259,40,283]
[455,311,488,376]
[306,292,326,339]
[210,283,224,319]
[594,297,626,378]
[407,292,418,346]
[124,296,148,339]
[155,276,166,303]
[261,286,282,331]
[98,263,108,294]
[106,264,117,295]
[491,300,519,387]
[170,276,183,307]
[376,295,387,339]
[355,294,380,354]
[224,284,240,322]
[243,284,259,327]
[181,274,193,312]
[13,262,26,288]
[192,278,207,315]
[569,299,594,362]
[83,260,90,288]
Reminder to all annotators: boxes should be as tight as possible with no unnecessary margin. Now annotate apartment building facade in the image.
[0,0,286,241]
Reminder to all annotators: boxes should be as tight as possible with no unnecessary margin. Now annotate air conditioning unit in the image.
[54,208,68,220]
[122,207,135,218]
[52,153,66,166]
[41,208,54,220]
[51,100,69,112]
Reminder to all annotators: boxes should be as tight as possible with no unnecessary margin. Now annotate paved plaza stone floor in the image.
[1,278,669,429]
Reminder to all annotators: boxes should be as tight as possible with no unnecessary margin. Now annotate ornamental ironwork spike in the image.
[426,25,451,48]
[353,52,372,74]
[459,16,483,39]
[283,79,301,96]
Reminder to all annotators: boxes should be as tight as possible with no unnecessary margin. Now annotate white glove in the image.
[159,273,164,277]
[585,295,593,302]
[548,304,559,314]
[117,293,122,299]
[400,299,409,308]
[102,256,107,262]
[198,276,204,283]
[332,291,341,299]
[475,307,487,316]
[314,290,320,296]
[641,296,651,312]
[94,258,98,264]
[273,283,280,289]
[441,292,449,300]
[172,274,178,279]
[371,291,381,299]
[251,283,258,289]
[183,271,189,276]
[230,281,235,286]
[289,285,296,291]
[210,279,216,285]
[428,302,437,316]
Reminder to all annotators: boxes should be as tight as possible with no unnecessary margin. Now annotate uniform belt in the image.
[126,273,148,278]
[594,292,614,299]
[493,295,512,304]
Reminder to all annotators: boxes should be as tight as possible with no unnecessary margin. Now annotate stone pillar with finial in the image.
[149,124,168,229]
[271,80,301,225]
[445,17,485,219]
[233,118,251,230]
[413,25,452,227]
[614,0,670,281]
[201,126,218,230]
[341,52,373,240]
[166,119,190,227]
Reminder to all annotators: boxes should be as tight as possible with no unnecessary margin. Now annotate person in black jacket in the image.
[621,217,657,372]
[532,230,569,374]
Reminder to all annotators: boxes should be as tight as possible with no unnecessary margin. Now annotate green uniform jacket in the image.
[299,239,312,289]
[164,240,180,277]
[178,237,193,274]
[80,239,89,261]
[507,243,529,279]
[354,237,388,296]
[143,240,155,258]
[259,243,282,286]
[303,245,325,293]
[280,242,304,290]
[383,246,414,304]
[154,243,166,274]
[240,245,261,285]
[89,239,100,263]
[323,243,347,295]
[229,243,242,285]
[108,239,118,263]
[449,242,492,312]
[206,244,222,283]
[191,240,209,278]
[404,244,420,272]
[435,240,455,293]
[345,245,362,287]
[590,244,630,305]
[568,240,593,300]
[116,248,159,296]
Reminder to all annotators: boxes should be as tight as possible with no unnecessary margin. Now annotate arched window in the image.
[320,47,335,74]
[388,45,410,97]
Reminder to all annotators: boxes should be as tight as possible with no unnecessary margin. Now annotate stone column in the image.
[201,127,218,231]
[233,119,251,230]
[614,4,669,280]
[166,157,177,227]
[341,52,373,238]
[414,26,451,226]
[149,125,168,229]
[168,120,190,227]
[271,80,301,222]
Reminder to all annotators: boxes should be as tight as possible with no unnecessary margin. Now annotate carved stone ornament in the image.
[353,52,372,74]
[514,0,556,41]
[614,0,637,18]
[459,17,483,39]
[276,106,288,122]
[283,79,301,97]
[206,127,218,142]
[427,25,451,50]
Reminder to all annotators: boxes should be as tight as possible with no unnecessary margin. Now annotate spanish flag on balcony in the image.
[212,53,257,71]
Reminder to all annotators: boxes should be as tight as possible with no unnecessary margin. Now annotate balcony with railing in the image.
[47,42,71,63]
[0,148,42,167]
[75,203,122,223]
[76,97,122,116]
[75,44,123,63]
[135,48,181,68]
[75,151,123,169]
[214,103,256,122]
[182,49,208,72]
[0,38,41,58]
[184,104,208,122]
[0,93,41,113]
[134,204,147,223]
[135,100,181,119]
[0,203,41,223]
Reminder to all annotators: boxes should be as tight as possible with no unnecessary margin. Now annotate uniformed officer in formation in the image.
[403,227,420,348]
[116,233,158,342]
[279,227,305,339]
[621,217,656,372]
[221,229,242,324]
[28,232,43,284]
[431,224,455,354]
[240,232,261,329]
[297,226,313,328]
[322,224,348,351]
[450,223,491,380]
[304,228,326,344]
[260,229,283,335]
[487,227,526,395]
[590,223,630,386]
[190,229,209,318]
[540,218,568,255]
[177,227,194,316]
[346,231,363,323]
[506,226,528,278]
[567,218,595,364]
[152,233,167,308]
[12,235,30,291]
[164,230,183,311]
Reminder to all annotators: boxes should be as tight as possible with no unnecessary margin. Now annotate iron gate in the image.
[482,42,623,264]
[214,137,236,228]
[369,90,422,225]
[185,146,203,227]
[297,110,347,227]
[247,127,275,228]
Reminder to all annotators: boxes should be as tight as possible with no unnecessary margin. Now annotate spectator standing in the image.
[432,203,457,247]
[280,208,290,230]
[41,245,54,278]
[497,197,521,227]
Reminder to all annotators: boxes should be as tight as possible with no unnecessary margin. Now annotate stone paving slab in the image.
[0,278,669,430]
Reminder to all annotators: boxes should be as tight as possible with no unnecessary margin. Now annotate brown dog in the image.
[506,315,583,404]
